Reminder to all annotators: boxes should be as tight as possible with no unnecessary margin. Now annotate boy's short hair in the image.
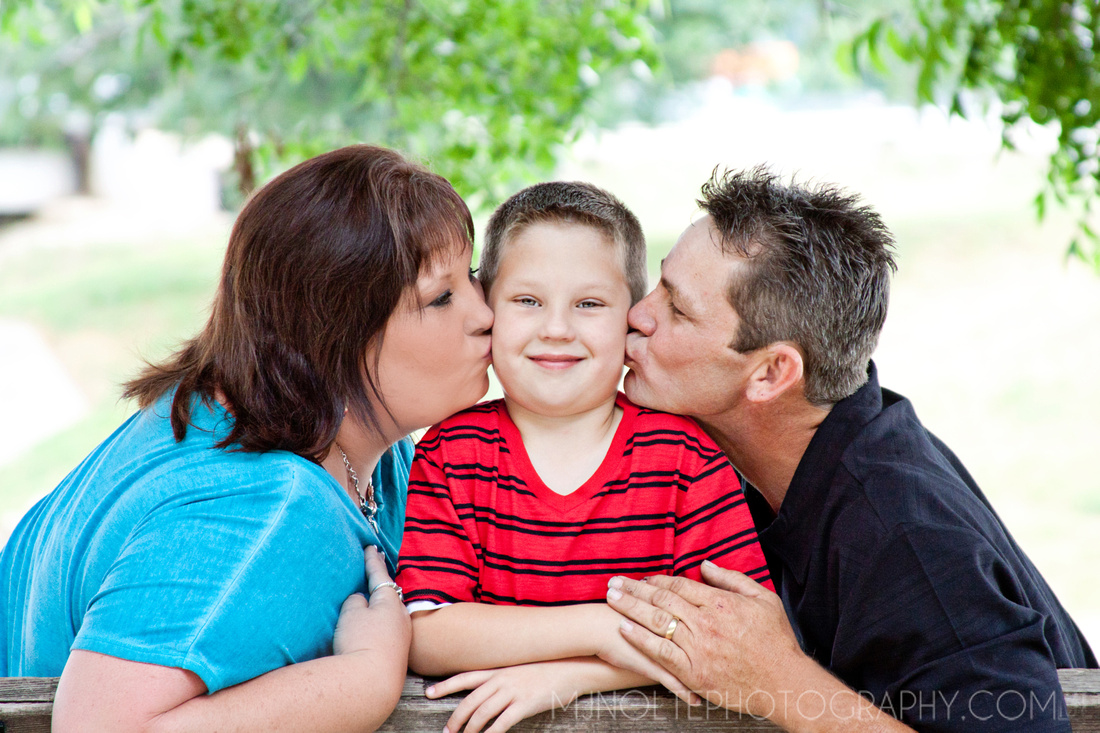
[481,181,647,304]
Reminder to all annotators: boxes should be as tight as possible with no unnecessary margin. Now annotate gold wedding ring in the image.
[664,615,679,640]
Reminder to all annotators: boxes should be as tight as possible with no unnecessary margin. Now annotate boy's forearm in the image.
[409,602,617,676]
[558,657,655,698]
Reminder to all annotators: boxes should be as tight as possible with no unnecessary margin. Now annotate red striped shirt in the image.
[396,393,772,607]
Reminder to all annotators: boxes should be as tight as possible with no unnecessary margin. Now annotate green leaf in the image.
[886,26,910,60]
[867,19,888,74]
[288,50,309,84]
[74,1,93,33]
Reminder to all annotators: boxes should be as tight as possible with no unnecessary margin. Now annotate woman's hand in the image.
[334,546,410,660]
[426,658,605,733]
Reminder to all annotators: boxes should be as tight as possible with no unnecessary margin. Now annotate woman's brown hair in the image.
[124,145,474,459]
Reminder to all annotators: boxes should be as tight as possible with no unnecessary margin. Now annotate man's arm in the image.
[54,549,410,733]
[606,562,913,733]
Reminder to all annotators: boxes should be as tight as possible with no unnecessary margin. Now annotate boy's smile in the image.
[529,353,584,369]
[487,220,632,419]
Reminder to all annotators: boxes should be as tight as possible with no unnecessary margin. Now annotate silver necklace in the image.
[336,443,380,534]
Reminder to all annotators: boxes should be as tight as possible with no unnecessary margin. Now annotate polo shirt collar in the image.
[758,361,883,583]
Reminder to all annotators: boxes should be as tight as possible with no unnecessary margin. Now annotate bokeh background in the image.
[2,0,1098,651]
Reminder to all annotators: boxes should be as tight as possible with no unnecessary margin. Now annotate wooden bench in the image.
[3,670,1100,731]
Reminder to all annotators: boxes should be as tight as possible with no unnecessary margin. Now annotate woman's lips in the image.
[529,354,583,370]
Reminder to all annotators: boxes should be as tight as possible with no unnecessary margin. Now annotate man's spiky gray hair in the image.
[699,165,897,405]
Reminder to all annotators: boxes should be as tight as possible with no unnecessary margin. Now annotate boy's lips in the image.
[529,354,583,370]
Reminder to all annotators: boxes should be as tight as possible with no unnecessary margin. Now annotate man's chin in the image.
[622,371,649,407]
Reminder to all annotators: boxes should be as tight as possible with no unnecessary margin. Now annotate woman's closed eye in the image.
[428,290,453,308]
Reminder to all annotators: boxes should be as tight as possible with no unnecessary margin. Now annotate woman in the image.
[0,145,494,731]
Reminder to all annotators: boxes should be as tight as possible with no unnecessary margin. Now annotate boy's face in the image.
[488,221,632,418]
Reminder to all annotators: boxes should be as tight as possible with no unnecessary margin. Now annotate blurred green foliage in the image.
[850,0,1100,270]
[586,0,916,124]
[1,0,1096,266]
[0,0,657,208]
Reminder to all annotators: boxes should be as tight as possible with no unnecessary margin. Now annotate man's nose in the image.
[627,296,656,335]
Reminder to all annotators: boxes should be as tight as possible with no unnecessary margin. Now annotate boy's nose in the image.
[539,308,574,340]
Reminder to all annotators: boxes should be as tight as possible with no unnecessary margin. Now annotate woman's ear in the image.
[745,343,804,403]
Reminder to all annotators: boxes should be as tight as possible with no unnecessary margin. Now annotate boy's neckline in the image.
[497,392,635,512]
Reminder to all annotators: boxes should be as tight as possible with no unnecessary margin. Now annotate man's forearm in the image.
[409,603,614,676]
[754,655,913,733]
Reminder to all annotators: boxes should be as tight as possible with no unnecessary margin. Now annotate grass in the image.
[0,236,225,517]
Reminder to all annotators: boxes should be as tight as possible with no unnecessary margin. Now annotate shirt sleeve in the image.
[835,523,1071,732]
[395,432,481,606]
[672,438,773,590]
[72,465,367,694]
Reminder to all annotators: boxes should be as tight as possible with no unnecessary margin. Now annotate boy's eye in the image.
[429,290,454,308]
[515,296,539,307]
[577,300,603,309]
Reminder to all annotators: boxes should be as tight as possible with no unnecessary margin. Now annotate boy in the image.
[395,182,771,731]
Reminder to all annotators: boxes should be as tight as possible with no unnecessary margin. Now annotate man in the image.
[605,167,1097,732]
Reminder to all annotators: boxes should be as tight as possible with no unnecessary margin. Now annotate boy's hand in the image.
[426,660,583,733]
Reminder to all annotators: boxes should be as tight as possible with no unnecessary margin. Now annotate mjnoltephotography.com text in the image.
[551,688,1069,723]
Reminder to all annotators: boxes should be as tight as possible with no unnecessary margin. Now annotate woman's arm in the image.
[54,548,411,733]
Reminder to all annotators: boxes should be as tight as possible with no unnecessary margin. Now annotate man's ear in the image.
[745,343,804,402]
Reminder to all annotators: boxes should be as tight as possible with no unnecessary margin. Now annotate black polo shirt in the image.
[746,362,1096,732]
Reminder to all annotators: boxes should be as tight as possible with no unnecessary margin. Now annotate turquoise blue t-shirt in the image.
[0,390,412,693]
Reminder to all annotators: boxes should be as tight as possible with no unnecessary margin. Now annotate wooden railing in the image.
[3,670,1099,731]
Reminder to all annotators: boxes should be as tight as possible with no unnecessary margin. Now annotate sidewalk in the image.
[0,318,89,541]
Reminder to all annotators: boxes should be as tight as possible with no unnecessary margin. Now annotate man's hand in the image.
[605,560,800,714]
[586,603,700,704]
[605,561,911,732]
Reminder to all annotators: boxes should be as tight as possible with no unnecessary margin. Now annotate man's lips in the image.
[529,354,583,370]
